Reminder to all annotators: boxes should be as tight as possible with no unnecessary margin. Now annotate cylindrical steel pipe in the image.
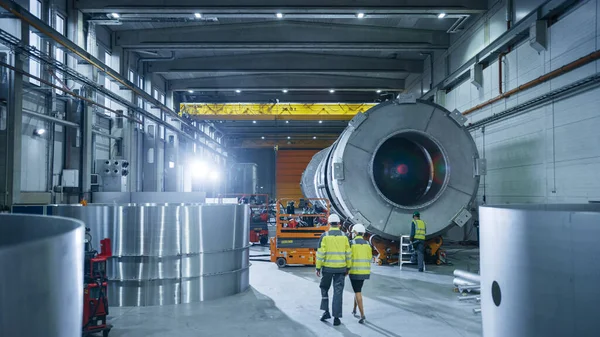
[480,204,600,337]
[454,269,481,283]
[302,99,480,239]
[49,203,250,307]
[453,278,479,287]
[0,214,84,337]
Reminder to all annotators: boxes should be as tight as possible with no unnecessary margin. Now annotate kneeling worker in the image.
[348,224,372,324]
[316,214,351,326]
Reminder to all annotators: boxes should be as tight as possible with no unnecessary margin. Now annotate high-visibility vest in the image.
[316,227,351,273]
[349,236,372,280]
[413,219,426,240]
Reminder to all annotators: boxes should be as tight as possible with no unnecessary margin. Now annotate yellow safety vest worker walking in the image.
[348,224,372,324]
[316,214,351,326]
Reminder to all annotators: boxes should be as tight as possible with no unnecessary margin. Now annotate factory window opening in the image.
[371,131,448,208]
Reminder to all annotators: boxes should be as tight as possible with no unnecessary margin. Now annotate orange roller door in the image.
[276,150,319,200]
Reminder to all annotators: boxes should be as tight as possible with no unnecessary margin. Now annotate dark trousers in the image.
[320,272,345,318]
[415,241,425,271]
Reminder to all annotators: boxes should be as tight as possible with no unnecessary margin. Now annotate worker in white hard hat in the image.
[348,223,372,324]
[316,213,351,326]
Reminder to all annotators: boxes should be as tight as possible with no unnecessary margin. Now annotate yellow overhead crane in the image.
[180,103,378,121]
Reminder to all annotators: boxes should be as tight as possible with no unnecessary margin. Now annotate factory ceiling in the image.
[76,0,487,142]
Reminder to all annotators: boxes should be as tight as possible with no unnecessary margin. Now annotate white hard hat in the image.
[328,214,341,223]
[352,224,366,233]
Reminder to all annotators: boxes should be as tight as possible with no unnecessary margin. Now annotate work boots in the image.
[333,318,341,326]
[320,311,331,322]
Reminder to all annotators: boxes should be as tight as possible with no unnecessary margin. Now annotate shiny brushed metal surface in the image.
[480,204,600,337]
[49,203,250,307]
[0,214,84,337]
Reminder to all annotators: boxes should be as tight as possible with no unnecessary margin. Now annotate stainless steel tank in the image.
[479,204,600,337]
[0,214,84,337]
[49,203,250,307]
[301,99,481,239]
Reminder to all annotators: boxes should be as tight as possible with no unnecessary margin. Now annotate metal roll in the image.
[301,99,480,239]
[49,202,250,307]
[480,204,600,337]
[0,214,84,337]
[454,269,481,283]
[181,204,250,302]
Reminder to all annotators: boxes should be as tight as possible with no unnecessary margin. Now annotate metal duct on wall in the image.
[0,214,84,337]
[479,204,600,337]
[301,99,481,239]
[49,203,250,307]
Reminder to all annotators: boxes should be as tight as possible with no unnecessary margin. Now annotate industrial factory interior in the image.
[1,0,600,336]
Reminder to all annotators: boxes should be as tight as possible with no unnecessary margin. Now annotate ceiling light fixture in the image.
[110,13,120,19]
[276,12,283,19]
[188,90,194,93]
[285,120,289,124]
[282,89,288,93]
[261,136,265,139]
[235,89,241,93]
[287,136,291,140]
[33,128,46,136]
[438,13,446,19]
[252,120,257,124]
[194,13,202,18]
[356,12,365,19]
[313,136,317,139]
[376,89,382,93]
[329,89,335,93]
[318,120,323,124]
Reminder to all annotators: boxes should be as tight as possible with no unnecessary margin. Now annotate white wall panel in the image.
[438,0,600,206]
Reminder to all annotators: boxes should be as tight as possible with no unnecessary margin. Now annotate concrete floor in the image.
[108,246,481,337]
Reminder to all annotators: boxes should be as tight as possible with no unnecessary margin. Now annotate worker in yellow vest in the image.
[410,211,427,272]
[316,214,351,326]
[348,224,372,324]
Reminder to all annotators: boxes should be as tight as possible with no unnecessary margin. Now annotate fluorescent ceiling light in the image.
[235,89,241,93]
[188,90,194,93]
[313,136,317,139]
[276,13,283,19]
[376,89,382,93]
[318,120,323,124]
[287,136,291,139]
[110,13,120,19]
[252,120,257,124]
[329,89,335,93]
[438,13,446,19]
[282,89,288,93]
[261,136,265,139]
[194,13,202,18]
[356,13,365,19]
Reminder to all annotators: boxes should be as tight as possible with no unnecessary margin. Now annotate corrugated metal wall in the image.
[276,150,318,200]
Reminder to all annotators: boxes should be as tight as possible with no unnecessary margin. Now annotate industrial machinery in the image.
[301,98,481,263]
[0,214,84,337]
[270,198,330,267]
[83,229,112,337]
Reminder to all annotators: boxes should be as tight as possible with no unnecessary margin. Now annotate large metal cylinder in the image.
[480,204,600,337]
[0,214,84,337]
[302,100,480,239]
[49,203,250,307]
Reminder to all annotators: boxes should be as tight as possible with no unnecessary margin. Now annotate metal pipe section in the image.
[454,269,481,283]
[301,99,480,239]
[453,278,479,287]
[49,203,250,307]
[0,214,84,337]
[480,204,600,337]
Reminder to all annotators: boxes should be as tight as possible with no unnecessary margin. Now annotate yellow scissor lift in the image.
[270,198,331,268]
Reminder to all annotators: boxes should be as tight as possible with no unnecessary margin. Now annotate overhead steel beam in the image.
[148,52,424,74]
[181,91,393,103]
[115,21,449,51]
[181,102,376,121]
[76,0,487,14]
[169,74,404,91]
[228,138,336,149]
